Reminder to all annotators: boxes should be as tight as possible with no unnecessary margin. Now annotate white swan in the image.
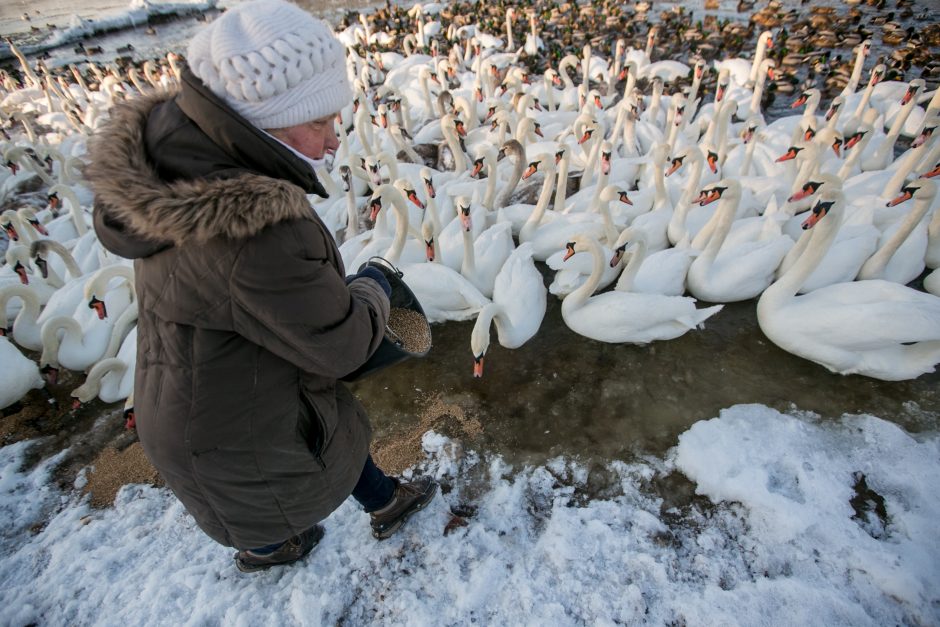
[856,178,935,285]
[469,242,546,377]
[757,188,940,381]
[0,284,42,350]
[611,227,698,297]
[1,336,44,411]
[686,179,794,303]
[560,234,722,344]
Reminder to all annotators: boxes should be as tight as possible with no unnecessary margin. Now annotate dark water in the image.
[352,268,940,466]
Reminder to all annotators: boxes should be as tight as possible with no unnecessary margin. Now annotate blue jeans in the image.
[351,454,396,512]
[250,454,394,553]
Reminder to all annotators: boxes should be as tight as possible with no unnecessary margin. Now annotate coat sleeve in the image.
[229,218,390,378]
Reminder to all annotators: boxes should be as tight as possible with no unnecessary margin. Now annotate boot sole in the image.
[372,482,438,540]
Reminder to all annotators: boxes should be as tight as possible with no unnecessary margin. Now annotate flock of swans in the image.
[2,3,940,416]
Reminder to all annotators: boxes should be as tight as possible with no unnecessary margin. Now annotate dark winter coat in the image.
[86,68,389,549]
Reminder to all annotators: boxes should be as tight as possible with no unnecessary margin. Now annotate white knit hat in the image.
[186,0,351,129]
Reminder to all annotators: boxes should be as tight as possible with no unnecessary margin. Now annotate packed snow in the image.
[0,404,936,625]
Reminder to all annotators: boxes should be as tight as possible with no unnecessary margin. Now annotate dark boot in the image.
[233,524,325,573]
[369,476,438,540]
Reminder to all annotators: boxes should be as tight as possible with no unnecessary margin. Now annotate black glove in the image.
[346,266,391,298]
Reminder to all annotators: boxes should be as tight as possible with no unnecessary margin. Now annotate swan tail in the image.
[693,304,724,328]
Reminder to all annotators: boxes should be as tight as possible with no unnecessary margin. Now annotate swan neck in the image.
[565,238,604,310]
[767,201,842,301]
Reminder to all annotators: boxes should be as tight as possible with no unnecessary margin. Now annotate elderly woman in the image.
[87,0,436,573]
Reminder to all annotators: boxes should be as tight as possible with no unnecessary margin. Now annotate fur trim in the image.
[85,93,313,245]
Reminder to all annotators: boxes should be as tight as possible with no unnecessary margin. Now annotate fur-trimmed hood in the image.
[87,70,327,259]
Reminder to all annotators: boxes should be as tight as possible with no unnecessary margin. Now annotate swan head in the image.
[788,173,842,203]
[802,190,843,230]
[421,222,435,262]
[887,178,936,207]
[394,178,425,210]
[911,116,937,148]
[698,179,740,206]
[419,167,436,198]
[824,96,844,121]
[521,152,555,180]
[900,78,926,106]
[456,196,472,231]
[814,128,844,157]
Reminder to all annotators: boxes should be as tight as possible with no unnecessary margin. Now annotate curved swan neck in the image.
[520,160,557,240]
[700,186,742,259]
[860,194,932,277]
[615,234,647,292]
[471,302,502,357]
[564,237,604,311]
[35,239,82,279]
[553,151,571,212]
[764,196,843,303]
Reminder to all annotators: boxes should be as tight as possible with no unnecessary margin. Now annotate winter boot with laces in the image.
[233,524,325,573]
[369,476,438,540]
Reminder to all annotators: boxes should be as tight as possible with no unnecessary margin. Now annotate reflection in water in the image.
[353,269,940,466]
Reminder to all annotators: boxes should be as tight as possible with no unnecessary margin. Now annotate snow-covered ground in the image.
[1,404,937,625]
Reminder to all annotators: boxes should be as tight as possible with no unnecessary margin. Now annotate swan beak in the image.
[791,94,807,108]
[699,189,721,206]
[473,355,484,378]
[844,131,865,150]
[802,201,832,229]
[601,153,611,175]
[594,95,603,109]
[578,130,592,144]
[72,398,82,410]
[900,87,914,105]
[6,161,19,175]
[610,246,625,267]
[788,188,811,202]
[13,260,29,284]
[665,158,682,177]
[563,242,577,261]
[485,107,496,121]
[803,127,816,142]
[522,163,538,180]
[766,67,775,80]
[406,190,425,210]
[40,364,58,386]
[369,198,382,222]
[831,139,842,158]
[534,124,544,138]
[3,222,18,241]
[89,295,108,320]
[886,190,913,207]
[825,106,837,121]
[48,192,60,210]
[424,179,436,198]
[455,121,467,137]
[380,113,388,128]
[533,99,543,111]
[911,128,933,148]
[776,147,798,162]
[706,152,718,173]
[617,68,628,81]
[920,163,940,179]
[124,407,136,429]
[766,37,774,49]
[460,209,472,232]
[619,191,633,205]
[28,218,48,235]
[425,239,435,262]
[553,75,563,86]
[34,255,48,279]
[742,128,754,144]
[471,161,484,178]
[716,85,725,102]
[475,88,484,103]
